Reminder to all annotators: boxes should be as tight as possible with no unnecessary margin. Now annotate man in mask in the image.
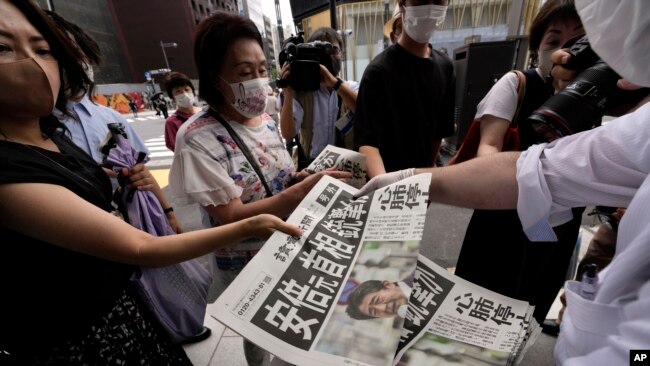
[357,0,650,364]
[279,27,359,169]
[354,0,455,178]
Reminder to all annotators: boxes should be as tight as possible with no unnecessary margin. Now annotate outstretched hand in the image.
[353,168,415,198]
[246,214,302,240]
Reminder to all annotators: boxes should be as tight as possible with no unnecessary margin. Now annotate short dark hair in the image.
[345,280,385,320]
[45,10,102,67]
[308,27,342,47]
[8,0,90,137]
[164,72,195,99]
[194,11,263,109]
[528,0,581,51]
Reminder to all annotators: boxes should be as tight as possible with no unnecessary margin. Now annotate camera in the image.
[277,32,336,92]
[528,36,649,141]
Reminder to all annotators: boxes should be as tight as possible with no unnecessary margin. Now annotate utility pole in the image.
[330,0,337,29]
[275,0,284,41]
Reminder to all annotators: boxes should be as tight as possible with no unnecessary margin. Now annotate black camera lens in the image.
[528,61,619,141]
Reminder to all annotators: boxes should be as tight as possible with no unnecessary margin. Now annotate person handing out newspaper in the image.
[355,0,650,364]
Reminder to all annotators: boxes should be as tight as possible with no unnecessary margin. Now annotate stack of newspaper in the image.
[210,148,540,366]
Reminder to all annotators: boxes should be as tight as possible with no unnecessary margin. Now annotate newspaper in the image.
[210,173,540,366]
[306,145,367,188]
[211,174,431,366]
[394,256,541,366]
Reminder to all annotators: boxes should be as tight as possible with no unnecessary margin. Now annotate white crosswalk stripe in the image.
[144,134,173,168]
[126,118,134,123]
[147,116,158,120]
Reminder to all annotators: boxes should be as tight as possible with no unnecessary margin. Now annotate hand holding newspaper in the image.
[306,145,367,188]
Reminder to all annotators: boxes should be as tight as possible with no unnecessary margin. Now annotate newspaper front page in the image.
[211,174,431,366]
[394,256,541,366]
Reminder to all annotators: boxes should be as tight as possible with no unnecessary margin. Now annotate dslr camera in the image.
[528,36,649,141]
[277,32,336,92]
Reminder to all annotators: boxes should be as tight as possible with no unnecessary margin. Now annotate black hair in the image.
[345,280,385,320]
[164,72,195,99]
[529,0,581,51]
[194,11,263,109]
[9,0,91,137]
[308,27,342,47]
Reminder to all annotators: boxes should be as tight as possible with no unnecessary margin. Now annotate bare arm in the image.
[279,63,296,140]
[0,183,301,268]
[359,145,386,178]
[415,151,520,209]
[476,115,511,157]
[335,82,357,113]
[203,170,352,225]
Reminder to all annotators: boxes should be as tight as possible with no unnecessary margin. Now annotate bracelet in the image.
[163,207,174,214]
[333,77,343,91]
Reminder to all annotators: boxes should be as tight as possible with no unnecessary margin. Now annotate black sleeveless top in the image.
[0,134,135,353]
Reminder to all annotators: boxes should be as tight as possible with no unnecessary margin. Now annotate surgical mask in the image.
[0,57,60,118]
[221,76,269,118]
[174,92,195,109]
[575,0,650,87]
[403,4,448,44]
[537,48,557,79]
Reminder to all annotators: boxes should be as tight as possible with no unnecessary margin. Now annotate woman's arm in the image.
[476,115,511,157]
[360,145,386,178]
[204,169,352,224]
[0,183,301,268]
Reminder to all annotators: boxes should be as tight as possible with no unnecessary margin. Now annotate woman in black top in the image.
[0,1,300,364]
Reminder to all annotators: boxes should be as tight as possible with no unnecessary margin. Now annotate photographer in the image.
[279,27,359,169]
[356,0,650,363]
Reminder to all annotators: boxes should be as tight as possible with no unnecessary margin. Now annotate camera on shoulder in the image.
[277,32,336,92]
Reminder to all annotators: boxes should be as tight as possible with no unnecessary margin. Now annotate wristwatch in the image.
[333,77,343,91]
[163,206,174,214]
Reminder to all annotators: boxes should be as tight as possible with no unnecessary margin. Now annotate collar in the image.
[398,280,412,296]
[70,94,94,116]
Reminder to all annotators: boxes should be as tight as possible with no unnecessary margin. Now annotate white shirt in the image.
[474,69,545,121]
[516,102,650,365]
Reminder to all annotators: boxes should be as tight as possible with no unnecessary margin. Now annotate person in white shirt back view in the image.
[355,0,650,364]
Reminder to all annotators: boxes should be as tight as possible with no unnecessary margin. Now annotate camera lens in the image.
[528,61,619,141]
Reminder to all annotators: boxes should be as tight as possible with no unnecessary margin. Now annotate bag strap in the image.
[510,70,527,127]
[207,109,274,197]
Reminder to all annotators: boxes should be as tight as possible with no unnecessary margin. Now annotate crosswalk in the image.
[126,116,160,123]
[144,135,174,169]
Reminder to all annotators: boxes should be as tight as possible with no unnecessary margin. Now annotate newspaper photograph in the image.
[306,145,367,188]
[394,256,541,366]
[210,174,431,366]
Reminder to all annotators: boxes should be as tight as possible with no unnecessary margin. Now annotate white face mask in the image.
[174,92,194,109]
[221,76,269,118]
[575,0,650,87]
[403,4,448,44]
[537,48,557,79]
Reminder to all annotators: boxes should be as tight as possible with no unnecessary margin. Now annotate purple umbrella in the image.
[101,122,174,236]
[101,122,211,343]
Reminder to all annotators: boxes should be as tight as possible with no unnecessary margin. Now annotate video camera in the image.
[528,36,649,141]
[277,32,336,92]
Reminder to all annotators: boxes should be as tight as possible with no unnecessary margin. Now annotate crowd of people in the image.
[0,0,648,365]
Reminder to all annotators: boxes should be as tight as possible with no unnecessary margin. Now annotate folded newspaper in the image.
[306,145,367,189]
[210,174,540,366]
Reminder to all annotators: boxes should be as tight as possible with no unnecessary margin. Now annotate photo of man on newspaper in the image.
[314,240,418,366]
